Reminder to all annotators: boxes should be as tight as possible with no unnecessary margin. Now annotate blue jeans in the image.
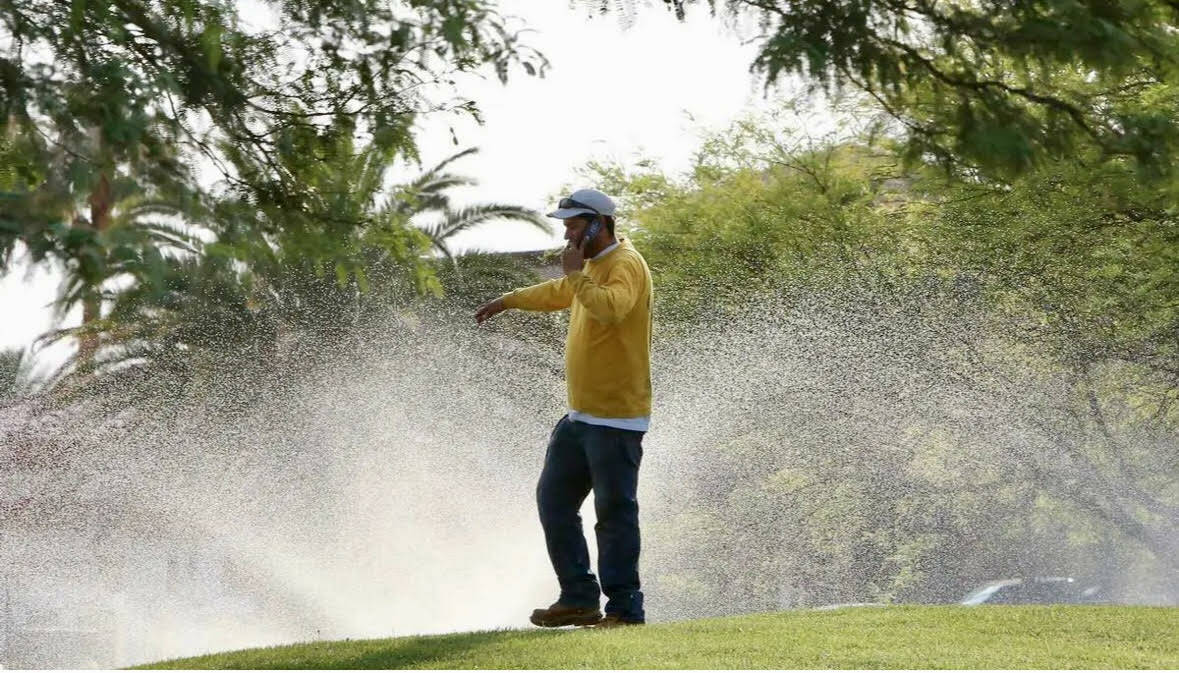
[536,415,645,622]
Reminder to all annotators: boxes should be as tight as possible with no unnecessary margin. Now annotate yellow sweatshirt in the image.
[501,238,653,418]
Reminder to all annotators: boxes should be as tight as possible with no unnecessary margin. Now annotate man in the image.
[474,188,653,628]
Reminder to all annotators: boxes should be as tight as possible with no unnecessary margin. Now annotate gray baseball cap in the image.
[547,188,617,219]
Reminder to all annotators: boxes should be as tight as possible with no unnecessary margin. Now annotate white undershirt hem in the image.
[568,409,650,432]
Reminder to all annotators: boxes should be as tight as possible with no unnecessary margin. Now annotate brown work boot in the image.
[529,602,603,628]
[590,614,645,628]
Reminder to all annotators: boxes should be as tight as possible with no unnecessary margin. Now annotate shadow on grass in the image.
[192,629,569,670]
[334,630,562,669]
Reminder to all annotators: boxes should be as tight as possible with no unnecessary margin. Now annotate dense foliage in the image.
[587,108,1178,610]
[594,0,1179,181]
[1,0,547,364]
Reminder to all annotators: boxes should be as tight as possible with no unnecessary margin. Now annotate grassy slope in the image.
[139,606,1179,669]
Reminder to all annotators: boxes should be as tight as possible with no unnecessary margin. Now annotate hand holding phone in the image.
[562,231,590,275]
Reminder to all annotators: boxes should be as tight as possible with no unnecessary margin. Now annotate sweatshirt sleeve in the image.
[565,255,643,324]
[501,277,574,312]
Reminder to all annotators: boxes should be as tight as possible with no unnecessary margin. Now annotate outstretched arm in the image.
[474,297,507,324]
[475,277,574,324]
[503,277,575,312]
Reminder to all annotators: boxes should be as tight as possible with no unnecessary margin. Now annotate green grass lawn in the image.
[137,605,1179,669]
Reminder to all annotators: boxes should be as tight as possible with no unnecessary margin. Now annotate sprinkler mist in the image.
[1,283,1176,667]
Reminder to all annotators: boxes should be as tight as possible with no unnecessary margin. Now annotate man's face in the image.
[563,216,590,246]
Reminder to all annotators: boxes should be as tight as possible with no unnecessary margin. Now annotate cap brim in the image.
[547,207,596,219]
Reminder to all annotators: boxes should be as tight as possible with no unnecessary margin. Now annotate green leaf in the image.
[441,14,466,48]
[70,0,87,34]
[202,23,223,71]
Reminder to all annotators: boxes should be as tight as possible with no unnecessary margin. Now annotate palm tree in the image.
[36,134,551,389]
[2,121,203,370]
[38,250,279,401]
[53,188,207,365]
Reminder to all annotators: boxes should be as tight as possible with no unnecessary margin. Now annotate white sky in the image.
[0,0,779,360]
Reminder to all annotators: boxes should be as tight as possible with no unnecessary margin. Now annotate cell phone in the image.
[581,216,602,246]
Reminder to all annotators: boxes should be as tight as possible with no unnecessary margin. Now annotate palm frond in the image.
[390,175,476,216]
[353,145,398,205]
[112,193,210,225]
[389,147,480,215]
[114,220,203,254]
[429,203,553,246]
[0,347,29,399]
[420,147,479,183]
[434,238,456,263]
[52,275,93,321]
[416,173,477,195]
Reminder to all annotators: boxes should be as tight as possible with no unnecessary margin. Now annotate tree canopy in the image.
[586,104,1179,603]
[1,0,547,269]
[1,0,549,368]
[593,0,1179,180]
